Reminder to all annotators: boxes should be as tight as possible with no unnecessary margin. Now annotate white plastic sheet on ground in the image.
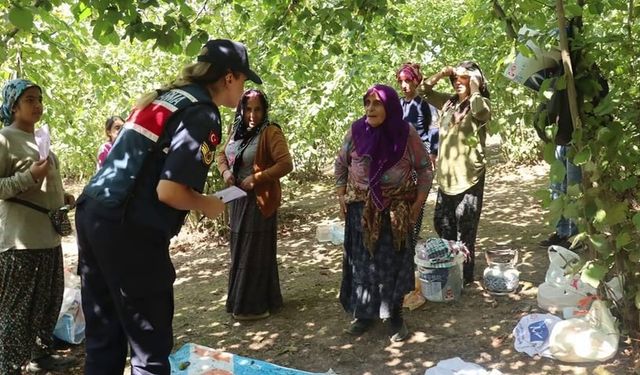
[512,313,562,358]
[169,343,337,375]
[424,357,503,375]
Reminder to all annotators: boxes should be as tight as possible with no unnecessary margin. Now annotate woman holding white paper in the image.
[0,79,75,374]
[216,89,293,320]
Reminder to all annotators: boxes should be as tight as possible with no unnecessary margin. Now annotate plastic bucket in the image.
[418,258,463,302]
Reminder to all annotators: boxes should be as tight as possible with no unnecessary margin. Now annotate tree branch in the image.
[556,1,581,133]
[492,0,518,41]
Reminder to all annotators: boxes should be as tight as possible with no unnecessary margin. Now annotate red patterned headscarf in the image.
[396,63,423,84]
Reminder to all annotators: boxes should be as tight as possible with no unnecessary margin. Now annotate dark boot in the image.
[344,318,374,336]
[388,307,409,342]
[25,354,76,373]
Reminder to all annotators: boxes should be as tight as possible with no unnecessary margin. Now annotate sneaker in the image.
[232,311,270,321]
[25,354,75,372]
[539,233,570,248]
[344,318,374,336]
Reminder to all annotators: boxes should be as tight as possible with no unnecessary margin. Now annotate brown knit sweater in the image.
[216,123,293,218]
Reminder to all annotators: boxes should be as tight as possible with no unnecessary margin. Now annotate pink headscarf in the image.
[396,63,423,84]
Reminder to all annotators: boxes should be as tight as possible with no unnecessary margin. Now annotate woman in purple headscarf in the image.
[335,84,432,342]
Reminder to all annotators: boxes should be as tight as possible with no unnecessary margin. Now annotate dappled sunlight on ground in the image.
[55,160,634,374]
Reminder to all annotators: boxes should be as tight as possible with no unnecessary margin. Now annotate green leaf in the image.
[572,148,590,166]
[549,159,566,184]
[0,45,7,65]
[565,4,584,18]
[633,213,640,231]
[589,0,604,14]
[581,261,607,289]
[615,231,632,249]
[543,142,556,164]
[589,234,612,255]
[533,188,552,205]
[605,203,628,226]
[566,184,581,198]
[185,37,202,56]
[9,6,34,30]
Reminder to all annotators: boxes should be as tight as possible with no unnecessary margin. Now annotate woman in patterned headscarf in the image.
[419,61,491,284]
[0,79,75,374]
[335,84,432,342]
[216,89,293,321]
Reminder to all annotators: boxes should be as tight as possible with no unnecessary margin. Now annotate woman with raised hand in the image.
[216,89,293,321]
[76,39,262,375]
[420,61,491,284]
[0,79,75,374]
[335,84,432,342]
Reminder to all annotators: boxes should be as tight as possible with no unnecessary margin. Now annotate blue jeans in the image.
[551,145,582,238]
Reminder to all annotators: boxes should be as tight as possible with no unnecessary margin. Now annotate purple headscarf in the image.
[351,84,410,211]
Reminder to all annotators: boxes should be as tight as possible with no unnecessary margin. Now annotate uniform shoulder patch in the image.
[208,130,220,146]
[200,142,214,166]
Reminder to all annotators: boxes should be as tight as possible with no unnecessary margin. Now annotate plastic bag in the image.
[549,300,619,362]
[537,246,596,313]
[513,313,562,358]
[53,272,85,344]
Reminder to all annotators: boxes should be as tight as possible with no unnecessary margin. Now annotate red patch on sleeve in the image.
[209,131,220,146]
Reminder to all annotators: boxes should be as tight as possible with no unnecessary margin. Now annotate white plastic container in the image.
[315,224,332,242]
[418,255,464,302]
[316,223,344,244]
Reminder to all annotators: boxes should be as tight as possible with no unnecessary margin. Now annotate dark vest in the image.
[83,84,212,207]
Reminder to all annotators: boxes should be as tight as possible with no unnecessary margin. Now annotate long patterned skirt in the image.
[226,192,283,315]
[340,202,415,320]
[0,247,64,374]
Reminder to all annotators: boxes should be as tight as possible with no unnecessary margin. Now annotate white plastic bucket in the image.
[418,256,464,302]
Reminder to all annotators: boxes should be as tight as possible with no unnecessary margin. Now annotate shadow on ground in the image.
[52,155,635,375]
[166,162,634,375]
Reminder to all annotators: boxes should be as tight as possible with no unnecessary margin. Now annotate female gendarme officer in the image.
[75,39,262,375]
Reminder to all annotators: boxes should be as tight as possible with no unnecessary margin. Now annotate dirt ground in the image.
[42,158,637,375]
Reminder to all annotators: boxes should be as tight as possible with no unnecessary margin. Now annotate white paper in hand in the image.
[34,124,51,161]
[213,186,247,203]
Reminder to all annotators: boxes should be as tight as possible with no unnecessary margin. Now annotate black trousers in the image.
[433,175,485,282]
[76,197,174,375]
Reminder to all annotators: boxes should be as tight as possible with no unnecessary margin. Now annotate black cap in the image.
[197,39,262,84]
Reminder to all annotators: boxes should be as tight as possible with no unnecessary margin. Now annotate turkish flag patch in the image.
[208,131,220,146]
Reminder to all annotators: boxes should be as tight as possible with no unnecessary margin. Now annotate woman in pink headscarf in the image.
[335,84,432,342]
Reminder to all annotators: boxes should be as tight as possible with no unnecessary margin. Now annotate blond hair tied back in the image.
[135,60,219,108]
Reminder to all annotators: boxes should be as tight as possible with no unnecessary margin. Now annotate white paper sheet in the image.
[213,186,247,203]
[34,124,50,161]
